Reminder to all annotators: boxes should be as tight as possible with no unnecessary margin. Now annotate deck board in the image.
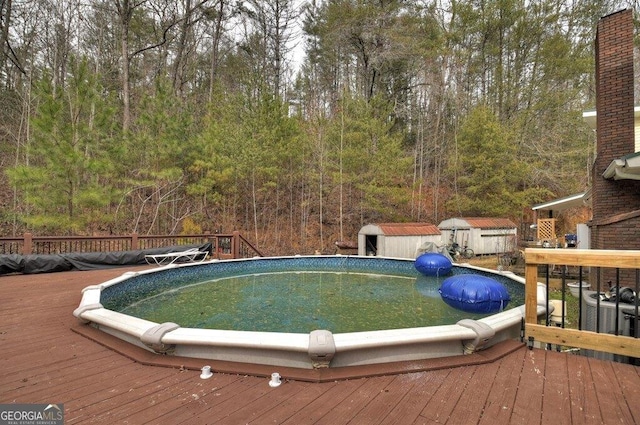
[419,364,475,423]
[155,373,247,425]
[587,359,630,424]
[566,353,598,424]
[359,374,424,424]
[1,267,640,424]
[446,353,502,424]
[540,350,572,425]
[510,349,546,424]
[381,369,451,424]
[477,343,526,424]
[217,379,318,424]
[279,379,362,424]
[225,380,331,425]
[313,376,396,425]
[612,362,640,423]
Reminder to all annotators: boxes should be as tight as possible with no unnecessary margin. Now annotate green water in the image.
[120,271,497,333]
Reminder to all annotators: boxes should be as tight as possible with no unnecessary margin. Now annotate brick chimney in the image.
[591,9,640,249]
[591,9,640,285]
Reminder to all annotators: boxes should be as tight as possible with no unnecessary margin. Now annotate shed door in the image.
[365,235,378,256]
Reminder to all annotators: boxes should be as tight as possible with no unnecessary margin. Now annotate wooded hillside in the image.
[1,1,633,255]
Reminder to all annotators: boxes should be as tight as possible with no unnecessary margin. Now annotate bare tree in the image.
[241,0,298,98]
[112,0,138,132]
[172,0,221,96]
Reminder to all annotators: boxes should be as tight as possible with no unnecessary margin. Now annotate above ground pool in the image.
[74,256,548,370]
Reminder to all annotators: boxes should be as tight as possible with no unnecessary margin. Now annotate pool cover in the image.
[0,243,211,275]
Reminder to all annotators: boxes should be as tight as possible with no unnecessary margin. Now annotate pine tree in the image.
[7,58,121,233]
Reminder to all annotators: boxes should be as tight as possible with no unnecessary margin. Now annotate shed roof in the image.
[438,217,517,229]
[372,223,441,236]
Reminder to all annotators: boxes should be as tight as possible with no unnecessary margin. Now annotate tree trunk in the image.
[115,0,132,133]
[173,0,192,95]
[208,0,225,103]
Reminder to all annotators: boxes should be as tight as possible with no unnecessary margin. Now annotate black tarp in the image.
[0,243,212,275]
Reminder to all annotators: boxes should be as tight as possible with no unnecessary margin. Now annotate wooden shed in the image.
[437,217,517,256]
[357,223,442,258]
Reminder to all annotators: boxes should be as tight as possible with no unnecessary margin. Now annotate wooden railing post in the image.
[206,235,215,257]
[212,235,219,259]
[524,262,539,326]
[23,233,33,255]
[232,231,240,259]
[131,233,138,251]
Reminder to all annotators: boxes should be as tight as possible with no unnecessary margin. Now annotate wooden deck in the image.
[1,267,639,424]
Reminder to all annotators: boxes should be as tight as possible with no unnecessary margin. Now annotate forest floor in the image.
[465,255,505,271]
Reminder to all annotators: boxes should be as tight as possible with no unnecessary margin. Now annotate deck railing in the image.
[0,231,263,259]
[524,248,640,361]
